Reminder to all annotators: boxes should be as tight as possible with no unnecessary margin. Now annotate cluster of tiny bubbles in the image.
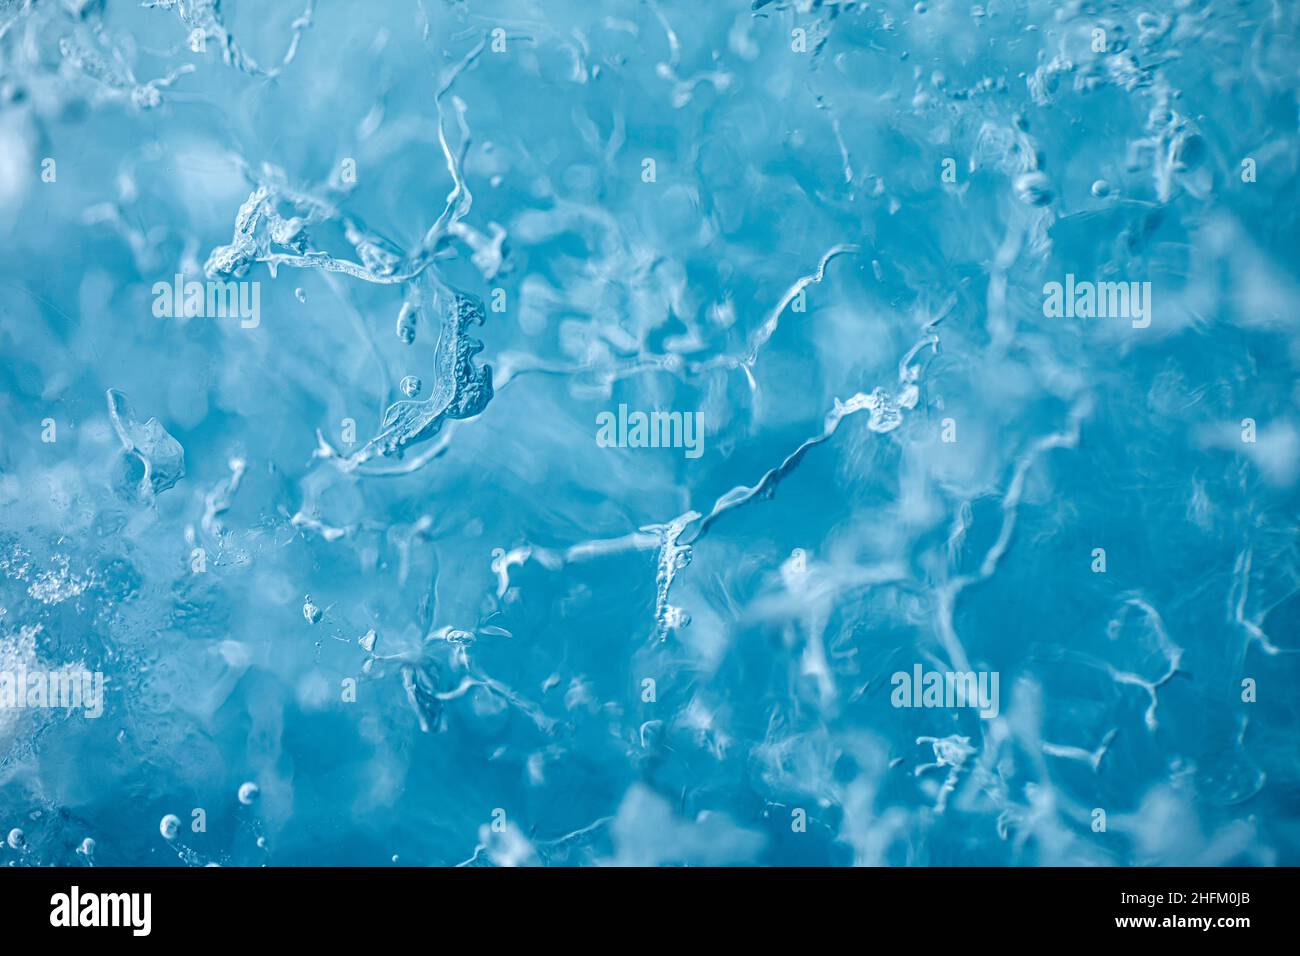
[302,595,322,624]
[399,375,422,398]
[237,781,260,805]
[159,814,181,841]
[664,606,691,629]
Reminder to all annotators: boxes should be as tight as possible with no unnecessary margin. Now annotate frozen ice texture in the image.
[0,0,1297,867]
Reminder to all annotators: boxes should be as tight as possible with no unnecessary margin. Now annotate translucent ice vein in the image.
[106,388,185,499]
[315,282,493,471]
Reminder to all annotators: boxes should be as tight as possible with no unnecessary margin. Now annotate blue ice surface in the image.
[0,0,1298,868]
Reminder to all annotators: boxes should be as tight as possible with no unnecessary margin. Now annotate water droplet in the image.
[303,595,322,624]
[400,375,422,398]
[238,781,260,805]
[396,302,417,344]
[1014,170,1054,205]
[1091,179,1112,198]
[159,815,180,840]
[6,828,24,849]
[294,287,306,303]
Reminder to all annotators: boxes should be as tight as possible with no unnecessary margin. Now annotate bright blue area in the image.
[1,1,1297,866]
